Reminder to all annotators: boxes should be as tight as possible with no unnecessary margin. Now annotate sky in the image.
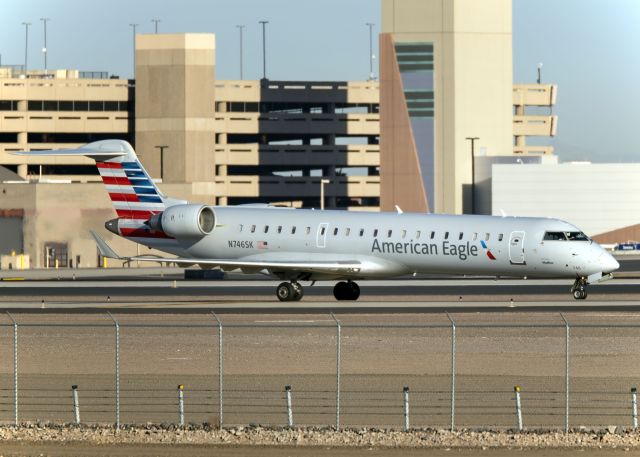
[2,0,639,163]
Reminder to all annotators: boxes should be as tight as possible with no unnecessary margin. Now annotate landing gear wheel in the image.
[333,281,360,301]
[571,278,588,300]
[291,282,304,301]
[276,282,304,302]
[277,282,294,302]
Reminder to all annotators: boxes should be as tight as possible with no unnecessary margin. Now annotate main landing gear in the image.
[333,281,360,301]
[276,281,304,302]
[275,280,362,302]
[571,277,588,300]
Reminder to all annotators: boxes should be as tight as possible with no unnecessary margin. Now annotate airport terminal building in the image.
[2,0,633,269]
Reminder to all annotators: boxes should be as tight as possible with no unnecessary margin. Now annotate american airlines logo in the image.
[371,239,487,261]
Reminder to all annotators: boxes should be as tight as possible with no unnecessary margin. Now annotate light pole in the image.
[129,23,138,78]
[465,137,479,214]
[152,19,160,34]
[537,62,543,84]
[40,18,50,74]
[236,25,245,80]
[366,22,375,80]
[320,178,330,210]
[154,145,168,180]
[22,22,31,73]
[259,20,269,80]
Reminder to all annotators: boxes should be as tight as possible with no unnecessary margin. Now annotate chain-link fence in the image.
[1,311,640,430]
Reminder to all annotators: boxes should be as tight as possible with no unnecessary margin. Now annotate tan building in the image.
[380,0,556,214]
[0,33,380,268]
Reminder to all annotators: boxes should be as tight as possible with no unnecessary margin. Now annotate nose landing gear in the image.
[276,281,304,302]
[571,278,588,300]
[333,281,360,300]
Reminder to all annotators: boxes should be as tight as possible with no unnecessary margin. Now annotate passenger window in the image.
[444,232,449,240]
[239,224,243,232]
[402,230,407,239]
[373,229,378,237]
[333,227,339,236]
[264,225,269,233]
[359,229,365,237]
[345,228,350,236]
[472,233,477,241]
[306,227,310,234]
[416,230,421,239]
[387,230,393,238]
[321,227,326,236]
[485,233,490,241]
[458,232,463,240]
[250,225,256,233]
[291,226,297,234]
[430,231,435,239]
[277,225,282,234]
[498,233,503,242]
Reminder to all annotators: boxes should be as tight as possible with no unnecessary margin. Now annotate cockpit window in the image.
[566,231,589,241]
[544,231,589,241]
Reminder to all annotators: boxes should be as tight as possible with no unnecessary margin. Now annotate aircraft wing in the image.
[91,231,361,275]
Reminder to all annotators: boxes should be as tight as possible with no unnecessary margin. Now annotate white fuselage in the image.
[126,207,619,281]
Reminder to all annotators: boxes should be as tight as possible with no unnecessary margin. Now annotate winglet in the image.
[90,231,122,259]
[395,205,403,214]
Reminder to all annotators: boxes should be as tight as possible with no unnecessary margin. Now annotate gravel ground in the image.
[2,423,640,449]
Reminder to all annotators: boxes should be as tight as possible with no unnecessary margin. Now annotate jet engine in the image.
[148,204,215,238]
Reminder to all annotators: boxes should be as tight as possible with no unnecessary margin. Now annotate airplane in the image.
[15,139,619,301]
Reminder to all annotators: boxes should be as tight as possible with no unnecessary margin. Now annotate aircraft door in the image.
[316,223,329,248]
[509,231,526,265]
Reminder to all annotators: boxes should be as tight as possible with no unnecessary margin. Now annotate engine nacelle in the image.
[148,204,215,238]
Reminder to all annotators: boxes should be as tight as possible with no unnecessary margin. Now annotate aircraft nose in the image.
[598,251,619,273]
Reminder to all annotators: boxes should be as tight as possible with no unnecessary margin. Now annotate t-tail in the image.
[13,139,185,240]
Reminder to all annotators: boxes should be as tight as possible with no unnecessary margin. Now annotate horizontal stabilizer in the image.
[11,140,130,161]
[90,231,122,260]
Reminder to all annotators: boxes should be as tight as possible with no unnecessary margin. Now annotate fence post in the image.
[285,385,293,427]
[72,385,80,424]
[514,386,523,431]
[446,313,456,431]
[560,313,569,433]
[403,386,410,431]
[632,387,638,429]
[330,313,341,430]
[178,384,185,426]
[211,312,223,428]
[107,312,120,428]
[6,312,18,425]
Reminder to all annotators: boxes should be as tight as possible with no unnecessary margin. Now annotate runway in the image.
[0,274,637,311]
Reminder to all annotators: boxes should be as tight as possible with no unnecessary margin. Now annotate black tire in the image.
[347,281,360,300]
[292,282,304,301]
[572,289,582,300]
[333,281,348,300]
[277,282,293,301]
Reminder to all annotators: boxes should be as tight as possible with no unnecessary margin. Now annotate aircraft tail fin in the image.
[13,140,169,221]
